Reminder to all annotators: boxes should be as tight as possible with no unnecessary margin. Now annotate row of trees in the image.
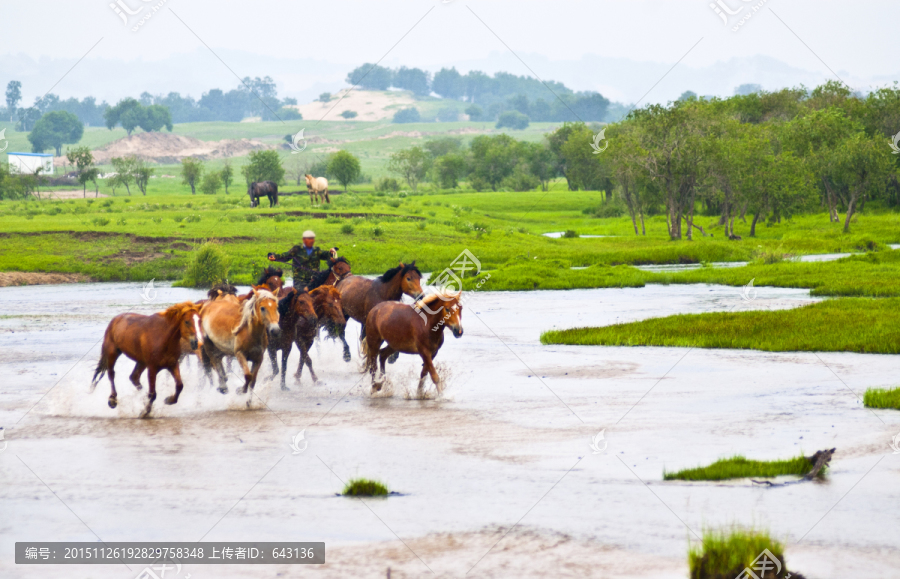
[382,81,899,236]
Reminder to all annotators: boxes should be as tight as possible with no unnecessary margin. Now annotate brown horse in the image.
[307,257,352,291]
[268,289,317,390]
[335,262,424,361]
[365,292,463,395]
[201,289,280,399]
[91,301,204,416]
[242,266,286,299]
[249,180,279,207]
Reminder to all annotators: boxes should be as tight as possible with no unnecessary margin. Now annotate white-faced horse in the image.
[304,174,330,205]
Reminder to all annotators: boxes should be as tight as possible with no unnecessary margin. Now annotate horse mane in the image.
[278,289,297,318]
[379,261,420,283]
[207,283,238,300]
[256,266,284,286]
[306,269,331,291]
[414,291,461,311]
[233,289,276,335]
[162,301,198,324]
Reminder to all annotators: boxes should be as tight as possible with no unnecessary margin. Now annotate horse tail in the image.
[91,356,107,387]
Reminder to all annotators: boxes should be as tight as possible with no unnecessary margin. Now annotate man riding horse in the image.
[268,230,338,289]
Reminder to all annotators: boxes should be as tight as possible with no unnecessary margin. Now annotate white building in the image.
[7,152,54,175]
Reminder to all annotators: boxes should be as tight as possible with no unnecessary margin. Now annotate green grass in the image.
[863,386,900,410]
[689,528,789,579]
[664,455,816,481]
[341,478,389,497]
[540,297,900,354]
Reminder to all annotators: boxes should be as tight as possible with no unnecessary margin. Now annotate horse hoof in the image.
[217,387,228,395]
[281,385,290,391]
[164,395,178,405]
[239,386,249,395]
[343,351,352,362]
[108,397,118,409]
[133,384,142,391]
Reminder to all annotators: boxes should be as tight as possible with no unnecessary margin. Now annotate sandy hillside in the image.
[68,132,275,165]
[292,89,417,122]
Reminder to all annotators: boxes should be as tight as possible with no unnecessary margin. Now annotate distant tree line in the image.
[346,64,613,122]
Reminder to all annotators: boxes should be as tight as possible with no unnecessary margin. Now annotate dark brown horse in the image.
[92,301,204,416]
[239,267,286,300]
[307,257,352,291]
[365,292,463,395]
[248,180,279,207]
[335,262,424,361]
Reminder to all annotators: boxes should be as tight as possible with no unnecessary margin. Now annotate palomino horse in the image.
[200,289,280,400]
[365,292,463,395]
[304,174,330,205]
[248,181,279,207]
[335,261,424,362]
[91,301,204,416]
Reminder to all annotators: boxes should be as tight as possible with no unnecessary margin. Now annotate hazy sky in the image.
[1,0,897,104]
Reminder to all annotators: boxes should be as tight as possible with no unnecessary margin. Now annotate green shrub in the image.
[245,214,260,222]
[371,226,384,237]
[689,528,789,579]
[173,215,185,223]
[341,224,354,234]
[183,214,201,223]
[563,230,579,238]
[92,217,110,226]
[342,478,389,497]
[863,386,900,409]
[417,221,427,231]
[177,242,230,288]
[273,214,286,222]
[386,200,401,208]
[375,177,401,193]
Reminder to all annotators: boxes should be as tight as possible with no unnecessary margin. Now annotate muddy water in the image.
[1,282,898,578]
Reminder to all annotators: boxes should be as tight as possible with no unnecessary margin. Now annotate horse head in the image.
[248,182,258,207]
[165,301,204,350]
[330,257,352,281]
[255,290,281,340]
[292,290,318,329]
[304,174,313,188]
[310,286,345,325]
[398,261,425,301]
[442,294,464,338]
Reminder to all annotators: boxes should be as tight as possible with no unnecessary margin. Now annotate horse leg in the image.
[209,352,228,394]
[106,350,122,409]
[303,339,318,384]
[387,351,400,364]
[164,364,184,405]
[336,322,352,362]
[129,362,145,390]
[324,188,330,203]
[280,342,292,391]
[235,352,252,394]
[378,346,394,375]
[141,366,159,418]
[421,351,441,390]
[267,342,280,377]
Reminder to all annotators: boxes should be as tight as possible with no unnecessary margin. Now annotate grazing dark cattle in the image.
[248,181,279,208]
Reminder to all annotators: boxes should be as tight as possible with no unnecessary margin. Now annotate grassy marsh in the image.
[664,455,816,481]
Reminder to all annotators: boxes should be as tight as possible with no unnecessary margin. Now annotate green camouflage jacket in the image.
[271,245,332,287]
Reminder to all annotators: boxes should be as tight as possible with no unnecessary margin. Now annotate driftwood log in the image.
[752,448,835,487]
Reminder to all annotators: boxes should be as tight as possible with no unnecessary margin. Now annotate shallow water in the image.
[1,282,897,578]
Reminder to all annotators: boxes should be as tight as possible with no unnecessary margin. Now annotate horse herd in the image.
[248,174,331,208]
[91,258,465,417]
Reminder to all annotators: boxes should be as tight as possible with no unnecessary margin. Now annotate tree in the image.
[220,161,234,194]
[200,171,222,195]
[432,154,466,189]
[327,150,361,191]
[393,108,420,123]
[468,134,523,191]
[27,111,84,156]
[133,159,154,195]
[346,63,393,90]
[558,123,610,192]
[496,110,529,130]
[241,150,285,184]
[432,67,465,99]
[104,98,144,135]
[465,105,484,121]
[139,104,173,132]
[6,81,21,122]
[393,66,431,96]
[832,134,894,232]
[340,110,358,119]
[66,146,96,198]
[181,157,204,194]
[16,106,41,132]
[387,146,430,191]
[318,92,331,102]
[108,156,138,195]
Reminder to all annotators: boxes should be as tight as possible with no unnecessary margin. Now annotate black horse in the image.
[248,181,279,208]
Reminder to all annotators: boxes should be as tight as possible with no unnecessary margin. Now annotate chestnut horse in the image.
[91,301,204,416]
[304,174,330,205]
[365,292,463,395]
[335,262,424,361]
[268,289,317,390]
[244,266,286,298]
[307,257,352,291]
[200,289,280,399]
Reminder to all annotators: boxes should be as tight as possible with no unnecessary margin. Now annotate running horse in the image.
[249,266,287,298]
[334,262,424,362]
[91,302,204,417]
[365,291,464,395]
[200,289,281,401]
[306,257,352,291]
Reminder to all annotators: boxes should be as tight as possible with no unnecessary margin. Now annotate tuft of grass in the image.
[342,478,389,497]
[371,226,384,237]
[341,223,354,234]
[541,297,900,354]
[562,229,579,238]
[664,455,816,481]
[863,386,900,409]
[689,528,789,579]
